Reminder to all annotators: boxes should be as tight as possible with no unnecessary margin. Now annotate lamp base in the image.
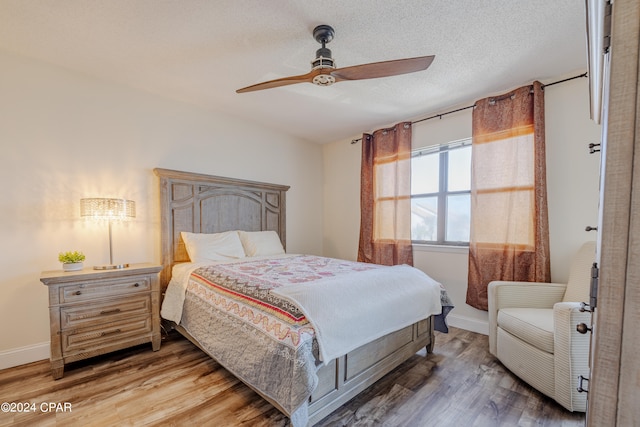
[93,263,130,270]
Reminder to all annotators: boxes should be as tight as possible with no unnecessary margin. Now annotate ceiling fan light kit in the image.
[236,24,434,93]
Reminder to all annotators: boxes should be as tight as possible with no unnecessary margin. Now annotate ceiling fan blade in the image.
[331,55,435,81]
[236,71,316,93]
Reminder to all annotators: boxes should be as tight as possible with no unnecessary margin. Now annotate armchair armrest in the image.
[553,302,591,412]
[488,281,567,356]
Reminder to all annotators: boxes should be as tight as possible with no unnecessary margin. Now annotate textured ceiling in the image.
[0,1,587,144]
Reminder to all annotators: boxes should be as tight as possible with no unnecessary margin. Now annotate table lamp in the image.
[80,198,136,269]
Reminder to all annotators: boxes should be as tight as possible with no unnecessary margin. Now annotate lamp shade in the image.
[80,198,136,221]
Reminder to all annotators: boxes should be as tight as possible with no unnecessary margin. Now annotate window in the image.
[411,138,471,245]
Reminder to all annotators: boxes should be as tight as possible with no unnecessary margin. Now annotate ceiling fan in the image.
[236,24,435,93]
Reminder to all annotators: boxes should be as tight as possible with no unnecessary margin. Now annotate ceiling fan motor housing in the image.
[311,25,336,85]
[312,47,335,69]
[311,51,336,85]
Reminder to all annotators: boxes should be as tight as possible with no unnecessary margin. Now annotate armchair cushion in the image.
[498,308,554,353]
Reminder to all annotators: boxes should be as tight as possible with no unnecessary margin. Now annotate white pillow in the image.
[180,231,246,262]
[238,230,285,257]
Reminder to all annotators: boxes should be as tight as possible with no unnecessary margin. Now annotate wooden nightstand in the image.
[40,263,162,379]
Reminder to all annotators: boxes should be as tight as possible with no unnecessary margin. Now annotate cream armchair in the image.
[488,241,595,412]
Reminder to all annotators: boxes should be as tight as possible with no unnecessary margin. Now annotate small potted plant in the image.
[58,251,86,271]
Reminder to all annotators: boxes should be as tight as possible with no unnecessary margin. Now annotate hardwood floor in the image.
[0,327,585,426]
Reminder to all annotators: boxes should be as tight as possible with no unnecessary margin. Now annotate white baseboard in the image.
[446,314,489,335]
[0,342,49,371]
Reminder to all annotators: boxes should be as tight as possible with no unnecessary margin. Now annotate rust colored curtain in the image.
[358,122,413,266]
[466,82,551,310]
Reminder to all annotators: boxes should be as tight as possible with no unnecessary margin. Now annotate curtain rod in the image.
[350,72,588,144]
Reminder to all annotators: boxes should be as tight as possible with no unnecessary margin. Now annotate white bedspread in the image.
[271,264,443,362]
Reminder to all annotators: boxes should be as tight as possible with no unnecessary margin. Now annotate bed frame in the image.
[154,168,434,425]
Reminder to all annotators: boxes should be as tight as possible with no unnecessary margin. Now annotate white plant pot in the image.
[62,262,83,272]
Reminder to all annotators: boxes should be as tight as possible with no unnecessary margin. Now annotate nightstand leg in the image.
[51,360,64,380]
[152,334,161,351]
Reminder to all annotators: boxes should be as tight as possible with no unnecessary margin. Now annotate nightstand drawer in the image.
[60,295,151,330]
[60,277,150,303]
[61,315,152,355]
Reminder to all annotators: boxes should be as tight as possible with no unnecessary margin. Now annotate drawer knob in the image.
[74,291,82,296]
[134,283,140,287]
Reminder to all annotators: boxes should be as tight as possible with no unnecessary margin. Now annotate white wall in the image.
[0,51,324,366]
[323,75,601,334]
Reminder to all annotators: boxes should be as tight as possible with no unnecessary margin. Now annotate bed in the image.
[154,168,452,426]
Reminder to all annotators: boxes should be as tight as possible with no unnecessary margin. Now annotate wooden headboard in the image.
[154,168,290,290]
